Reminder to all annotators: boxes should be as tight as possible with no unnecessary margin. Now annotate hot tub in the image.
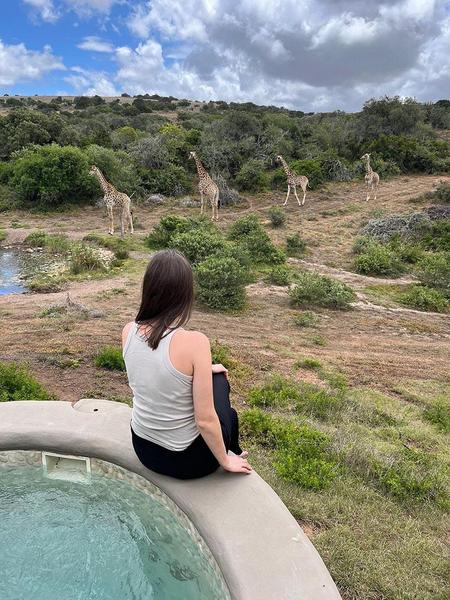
[0,399,342,600]
[0,451,229,600]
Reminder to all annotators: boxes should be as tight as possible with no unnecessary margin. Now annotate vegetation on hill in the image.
[0,95,448,208]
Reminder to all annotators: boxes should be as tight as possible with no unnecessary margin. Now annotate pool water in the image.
[0,249,29,295]
[0,465,229,600]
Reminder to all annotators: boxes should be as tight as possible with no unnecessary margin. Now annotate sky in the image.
[0,0,449,112]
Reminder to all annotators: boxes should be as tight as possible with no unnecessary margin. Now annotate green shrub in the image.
[289,271,356,309]
[296,357,322,370]
[434,181,450,203]
[352,236,375,255]
[172,229,225,265]
[228,215,262,240]
[369,451,447,505]
[286,233,306,257]
[142,165,191,196]
[69,243,110,274]
[293,311,319,327]
[8,144,97,208]
[241,407,337,489]
[146,215,190,248]
[242,231,285,264]
[353,241,406,277]
[195,256,247,310]
[95,346,125,371]
[416,252,450,296]
[423,399,450,433]
[0,361,55,401]
[248,375,344,421]
[268,206,286,228]
[400,285,448,313]
[229,216,285,264]
[235,160,269,192]
[421,220,450,252]
[0,229,6,243]
[28,276,66,293]
[268,265,291,286]
[24,231,71,253]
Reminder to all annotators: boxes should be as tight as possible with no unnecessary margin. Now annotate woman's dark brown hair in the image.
[136,250,194,349]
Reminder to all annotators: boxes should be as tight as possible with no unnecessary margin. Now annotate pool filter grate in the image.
[42,452,91,483]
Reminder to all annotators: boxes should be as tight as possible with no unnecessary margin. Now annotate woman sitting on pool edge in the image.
[122,249,251,480]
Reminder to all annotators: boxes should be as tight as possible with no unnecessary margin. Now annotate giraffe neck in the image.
[193,155,208,180]
[279,157,293,177]
[364,160,373,176]
[94,169,112,194]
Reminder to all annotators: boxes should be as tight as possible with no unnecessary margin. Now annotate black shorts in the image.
[131,373,242,480]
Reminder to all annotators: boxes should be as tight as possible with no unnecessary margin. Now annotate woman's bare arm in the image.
[191,332,251,474]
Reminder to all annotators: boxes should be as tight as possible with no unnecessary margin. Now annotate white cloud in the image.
[63,0,120,16]
[0,39,64,86]
[23,0,58,22]
[78,36,114,52]
[63,0,449,111]
[65,66,119,95]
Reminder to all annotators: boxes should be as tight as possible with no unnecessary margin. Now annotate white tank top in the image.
[123,323,198,451]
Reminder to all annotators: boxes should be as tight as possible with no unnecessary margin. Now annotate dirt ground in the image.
[1,173,449,404]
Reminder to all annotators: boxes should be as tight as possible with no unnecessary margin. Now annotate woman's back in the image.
[123,324,198,451]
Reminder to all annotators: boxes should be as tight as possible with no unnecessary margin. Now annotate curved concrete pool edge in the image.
[0,400,341,600]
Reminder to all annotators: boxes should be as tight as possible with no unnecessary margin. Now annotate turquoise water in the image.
[0,465,228,600]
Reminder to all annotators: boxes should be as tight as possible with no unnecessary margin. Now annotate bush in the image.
[268,206,286,228]
[8,144,97,207]
[421,220,450,252]
[146,215,215,249]
[434,181,450,203]
[24,231,71,253]
[228,215,262,240]
[235,160,269,192]
[416,253,450,296]
[172,229,225,265]
[399,285,448,313]
[353,240,406,277]
[289,271,356,309]
[0,361,55,401]
[241,407,337,489]
[286,233,306,257]
[69,243,111,274]
[293,311,319,327]
[423,399,450,433]
[95,346,125,371]
[195,256,248,310]
[142,165,191,196]
[248,375,344,421]
[0,229,6,243]
[268,265,291,286]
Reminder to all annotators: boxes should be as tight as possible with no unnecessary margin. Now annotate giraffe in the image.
[276,155,309,206]
[360,153,380,201]
[188,151,220,221]
[89,165,134,236]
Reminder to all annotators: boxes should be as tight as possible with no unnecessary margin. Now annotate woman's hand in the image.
[222,454,252,474]
[212,363,228,380]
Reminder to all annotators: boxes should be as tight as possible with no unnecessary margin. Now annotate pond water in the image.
[0,249,30,295]
[0,464,229,600]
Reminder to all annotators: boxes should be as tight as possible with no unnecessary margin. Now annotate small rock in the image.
[88,309,105,319]
[145,194,166,205]
[178,196,199,208]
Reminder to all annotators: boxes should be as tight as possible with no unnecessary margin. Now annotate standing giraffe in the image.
[188,152,220,221]
[276,155,309,206]
[89,165,134,236]
[360,153,380,201]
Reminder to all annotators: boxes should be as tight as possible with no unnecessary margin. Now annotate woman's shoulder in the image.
[178,329,210,346]
[122,321,135,346]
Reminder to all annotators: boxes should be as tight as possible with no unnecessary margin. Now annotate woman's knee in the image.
[212,372,230,394]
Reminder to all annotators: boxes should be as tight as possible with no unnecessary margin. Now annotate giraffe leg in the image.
[301,185,306,206]
[293,186,301,206]
[128,208,134,235]
[200,192,204,215]
[215,191,220,221]
[283,186,290,206]
[366,183,370,202]
[107,205,114,235]
[374,183,378,201]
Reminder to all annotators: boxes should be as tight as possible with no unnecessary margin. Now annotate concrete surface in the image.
[0,399,342,600]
